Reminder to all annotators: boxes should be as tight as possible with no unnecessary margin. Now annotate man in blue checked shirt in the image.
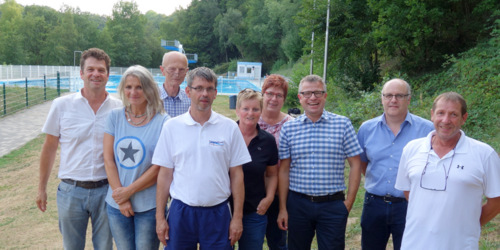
[357,79,433,250]
[159,51,191,117]
[277,74,363,250]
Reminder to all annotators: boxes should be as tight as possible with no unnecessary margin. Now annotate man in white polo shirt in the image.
[36,48,122,249]
[395,92,500,249]
[153,67,251,249]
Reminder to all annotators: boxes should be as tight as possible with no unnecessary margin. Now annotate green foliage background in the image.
[0,0,498,150]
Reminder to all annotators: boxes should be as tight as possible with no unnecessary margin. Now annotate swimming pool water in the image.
[2,75,261,95]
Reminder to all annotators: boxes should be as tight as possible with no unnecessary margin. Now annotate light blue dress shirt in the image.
[357,112,433,197]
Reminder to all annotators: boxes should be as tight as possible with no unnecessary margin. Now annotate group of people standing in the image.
[36,47,499,250]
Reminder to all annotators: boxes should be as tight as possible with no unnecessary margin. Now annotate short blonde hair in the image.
[236,89,263,110]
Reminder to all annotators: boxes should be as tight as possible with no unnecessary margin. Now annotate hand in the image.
[119,200,135,217]
[112,186,132,205]
[277,209,288,231]
[36,191,48,212]
[228,217,243,246]
[156,217,169,246]
[256,197,273,215]
[343,200,353,213]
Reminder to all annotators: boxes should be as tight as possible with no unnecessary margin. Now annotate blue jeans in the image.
[166,199,232,250]
[57,180,113,250]
[361,193,407,250]
[266,197,288,250]
[238,212,267,250]
[287,191,348,250]
[107,205,159,250]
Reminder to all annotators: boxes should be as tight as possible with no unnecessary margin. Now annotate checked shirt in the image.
[160,86,191,117]
[279,111,362,196]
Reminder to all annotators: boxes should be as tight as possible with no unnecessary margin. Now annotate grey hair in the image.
[118,65,165,121]
[186,67,218,88]
[299,75,326,92]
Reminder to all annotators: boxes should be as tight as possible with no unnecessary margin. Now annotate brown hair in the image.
[432,92,467,116]
[80,48,111,74]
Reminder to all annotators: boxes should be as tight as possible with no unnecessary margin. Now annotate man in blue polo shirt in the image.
[277,74,363,249]
[357,78,433,250]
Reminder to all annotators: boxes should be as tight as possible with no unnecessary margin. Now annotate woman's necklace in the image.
[126,109,147,125]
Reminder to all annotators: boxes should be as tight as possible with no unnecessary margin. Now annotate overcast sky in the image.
[13,0,192,16]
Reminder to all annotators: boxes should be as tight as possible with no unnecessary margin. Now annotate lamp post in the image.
[310,0,316,75]
[73,51,82,67]
[323,0,330,83]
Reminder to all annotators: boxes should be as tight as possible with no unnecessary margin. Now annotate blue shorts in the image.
[165,199,232,250]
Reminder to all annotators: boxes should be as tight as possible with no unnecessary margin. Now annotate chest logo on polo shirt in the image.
[209,140,225,146]
[115,136,146,169]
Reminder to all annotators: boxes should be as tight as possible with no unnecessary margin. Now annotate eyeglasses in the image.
[420,148,455,191]
[188,86,216,93]
[382,94,410,100]
[165,67,188,75]
[300,91,325,98]
[264,91,284,99]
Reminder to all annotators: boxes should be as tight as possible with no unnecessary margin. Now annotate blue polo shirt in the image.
[279,111,363,196]
[357,112,433,197]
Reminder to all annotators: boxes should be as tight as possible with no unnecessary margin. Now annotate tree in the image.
[0,0,26,64]
[215,8,244,62]
[368,0,500,74]
[296,0,379,91]
[105,0,151,66]
[41,6,78,65]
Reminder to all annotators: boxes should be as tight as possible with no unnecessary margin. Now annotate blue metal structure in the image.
[161,39,198,64]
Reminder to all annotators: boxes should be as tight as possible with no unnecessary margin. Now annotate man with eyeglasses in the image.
[395,92,500,249]
[277,74,363,249]
[356,78,433,250]
[153,67,251,249]
[159,51,191,117]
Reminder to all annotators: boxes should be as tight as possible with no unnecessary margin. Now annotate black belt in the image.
[367,192,406,203]
[291,190,345,203]
[62,179,108,189]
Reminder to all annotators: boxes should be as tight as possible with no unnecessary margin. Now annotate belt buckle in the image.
[383,195,392,203]
[309,196,316,202]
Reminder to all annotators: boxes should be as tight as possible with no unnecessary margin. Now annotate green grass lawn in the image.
[0,86,65,117]
[0,94,498,249]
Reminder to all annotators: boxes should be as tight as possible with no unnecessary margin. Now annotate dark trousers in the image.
[166,199,232,250]
[287,191,348,250]
[266,196,288,250]
[361,192,408,250]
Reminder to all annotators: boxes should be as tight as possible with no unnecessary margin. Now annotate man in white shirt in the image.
[153,67,251,249]
[395,92,500,249]
[36,48,122,250]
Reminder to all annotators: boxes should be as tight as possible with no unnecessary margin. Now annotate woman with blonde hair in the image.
[236,88,278,250]
[103,65,169,249]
